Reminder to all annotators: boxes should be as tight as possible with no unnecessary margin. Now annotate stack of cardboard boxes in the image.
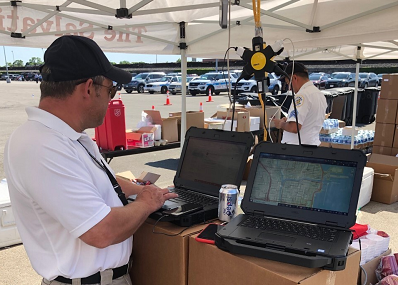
[373,74,398,156]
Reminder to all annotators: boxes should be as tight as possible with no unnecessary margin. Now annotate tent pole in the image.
[180,48,187,149]
[351,46,361,149]
[179,22,187,150]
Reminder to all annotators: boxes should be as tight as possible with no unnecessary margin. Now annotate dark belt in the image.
[54,264,128,284]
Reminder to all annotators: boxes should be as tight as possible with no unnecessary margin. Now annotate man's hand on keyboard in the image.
[135,185,179,213]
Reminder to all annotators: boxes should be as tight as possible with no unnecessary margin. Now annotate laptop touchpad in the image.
[258,232,296,244]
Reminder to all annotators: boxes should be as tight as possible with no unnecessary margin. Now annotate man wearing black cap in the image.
[3,35,178,285]
[273,62,327,146]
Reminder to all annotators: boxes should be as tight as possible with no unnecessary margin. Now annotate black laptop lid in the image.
[242,142,366,229]
[173,127,254,197]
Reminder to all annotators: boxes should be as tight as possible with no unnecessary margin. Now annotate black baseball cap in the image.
[40,35,132,84]
[278,62,308,81]
[285,62,308,76]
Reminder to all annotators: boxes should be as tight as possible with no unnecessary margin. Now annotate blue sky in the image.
[1,46,191,66]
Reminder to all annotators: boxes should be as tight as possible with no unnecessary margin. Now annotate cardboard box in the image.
[338,120,346,128]
[367,154,398,204]
[130,220,208,285]
[393,125,398,148]
[235,106,280,129]
[144,110,179,142]
[319,142,332,148]
[188,236,360,285]
[116,170,160,184]
[372,145,392,156]
[376,99,398,124]
[216,110,250,132]
[126,126,156,148]
[358,248,391,285]
[242,155,253,180]
[380,74,398,100]
[169,111,205,141]
[392,148,398,156]
[374,123,395,147]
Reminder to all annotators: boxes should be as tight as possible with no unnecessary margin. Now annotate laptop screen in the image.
[178,137,248,188]
[249,152,358,216]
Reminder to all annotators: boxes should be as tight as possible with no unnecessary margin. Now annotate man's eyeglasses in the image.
[93,82,118,99]
[75,79,118,99]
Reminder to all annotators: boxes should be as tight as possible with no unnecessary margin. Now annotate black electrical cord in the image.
[290,86,302,146]
[230,79,241,131]
[221,46,238,104]
[358,239,368,285]
[151,212,218,237]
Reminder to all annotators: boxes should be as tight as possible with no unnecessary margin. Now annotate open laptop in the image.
[215,142,366,271]
[146,127,253,227]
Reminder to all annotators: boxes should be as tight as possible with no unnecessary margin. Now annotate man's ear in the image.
[84,79,94,97]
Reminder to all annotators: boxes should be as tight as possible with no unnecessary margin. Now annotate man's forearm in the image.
[282,121,301,134]
[116,176,144,196]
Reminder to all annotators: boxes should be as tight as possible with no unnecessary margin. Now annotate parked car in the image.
[231,76,258,94]
[232,73,280,95]
[188,71,237,96]
[168,76,198,95]
[268,73,282,95]
[21,72,37,81]
[309,73,329,89]
[144,75,179,94]
[378,73,386,86]
[355,72,379,88]
[123,72,165,93]
[325,72,355,89]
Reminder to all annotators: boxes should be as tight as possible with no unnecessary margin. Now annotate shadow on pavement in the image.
[146,158,179,171]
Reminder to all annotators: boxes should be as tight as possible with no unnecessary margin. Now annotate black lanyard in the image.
[77,140,128,206]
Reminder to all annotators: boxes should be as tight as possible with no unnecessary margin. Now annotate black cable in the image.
[290,87,302,146]
[221,46,238,104]
[152,214,194,236]
[151,212,217,237]
[230,79,241,131]
[358,239,368,285]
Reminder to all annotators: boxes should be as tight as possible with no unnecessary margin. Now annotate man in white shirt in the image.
[273,62,327,146]
[3,35,178,285]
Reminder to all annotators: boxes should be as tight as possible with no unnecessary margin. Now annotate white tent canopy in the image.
[1,0,397,146]
[0,0,398,60]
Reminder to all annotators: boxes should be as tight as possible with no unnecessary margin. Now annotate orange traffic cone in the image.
[199,102,203,112]
[164,91,172,105]
[206,88,213,102]
[118,92,121,100]
[152,105,155,110]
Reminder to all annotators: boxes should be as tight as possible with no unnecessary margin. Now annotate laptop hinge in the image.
[253,210,264,216]
[325,221,338,227]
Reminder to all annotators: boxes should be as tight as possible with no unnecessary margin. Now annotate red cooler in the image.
[95,99,127,151]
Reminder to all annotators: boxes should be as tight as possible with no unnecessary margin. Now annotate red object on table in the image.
[350,223,369,239]
[95,99,127,151]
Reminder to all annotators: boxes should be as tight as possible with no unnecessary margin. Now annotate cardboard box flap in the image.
[126,132,142,140]
[367,162,398,177]
[137,126,157,133]
[137,171,160,184]
[373,172,394,182]
[369,154,398,166]
[144,110,163,125]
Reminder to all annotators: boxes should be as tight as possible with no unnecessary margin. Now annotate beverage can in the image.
[218,184,239,222]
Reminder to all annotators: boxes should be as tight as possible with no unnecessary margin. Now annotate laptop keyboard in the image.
[169,188,218,206]
[239,216,338,242]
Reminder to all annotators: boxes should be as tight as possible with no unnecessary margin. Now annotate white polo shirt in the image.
[3,107,132,280]
[281,81,327,146]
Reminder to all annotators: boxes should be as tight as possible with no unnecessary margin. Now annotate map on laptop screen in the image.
[249,153,357,216]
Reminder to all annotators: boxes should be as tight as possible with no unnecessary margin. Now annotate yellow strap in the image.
[258,92,268,141]
[252,0,261,28]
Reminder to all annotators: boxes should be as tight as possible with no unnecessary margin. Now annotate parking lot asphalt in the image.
[1,81,397,285]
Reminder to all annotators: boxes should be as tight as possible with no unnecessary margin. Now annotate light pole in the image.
[2,46,10,83]
[11,50,14,63]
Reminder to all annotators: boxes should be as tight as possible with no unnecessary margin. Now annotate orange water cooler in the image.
[95,99,126,151]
